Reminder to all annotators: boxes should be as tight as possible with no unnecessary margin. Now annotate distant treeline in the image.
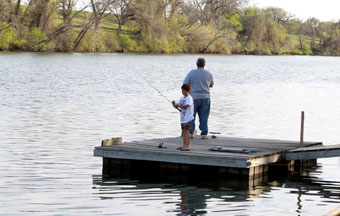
[1,0,340,55]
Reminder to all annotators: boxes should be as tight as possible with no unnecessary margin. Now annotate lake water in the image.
[1,52,340,215]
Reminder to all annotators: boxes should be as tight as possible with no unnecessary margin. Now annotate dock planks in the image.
[94,136,322,169]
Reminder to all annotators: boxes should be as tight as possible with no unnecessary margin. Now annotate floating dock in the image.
[94,136,340,178]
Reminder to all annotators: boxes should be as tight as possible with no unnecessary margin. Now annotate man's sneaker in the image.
[190,134,194,139]
[201,135,208,140]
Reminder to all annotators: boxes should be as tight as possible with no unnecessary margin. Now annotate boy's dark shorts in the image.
[181,121,192,130]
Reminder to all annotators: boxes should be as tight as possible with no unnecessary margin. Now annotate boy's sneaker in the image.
[201,135,208,140]
[190,134,194,139]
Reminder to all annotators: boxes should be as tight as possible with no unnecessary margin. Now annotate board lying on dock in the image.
[93,136,340,178]
[284,144,340,160]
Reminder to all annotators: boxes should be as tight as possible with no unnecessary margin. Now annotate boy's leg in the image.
[182,129,186,148]
[183,129,190,149]
[198,98,211,135]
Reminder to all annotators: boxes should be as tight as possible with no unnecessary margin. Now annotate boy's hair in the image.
[181,83,191,91]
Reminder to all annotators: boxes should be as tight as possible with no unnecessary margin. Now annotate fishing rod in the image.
[138,74,181,112]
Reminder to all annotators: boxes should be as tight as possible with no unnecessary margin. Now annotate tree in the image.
[180,0,244,53]
[238,7,290,54]
[60,0,76,24]
[265,7,294,25]
[305,17,321,54]
[0,0,13,23]
[183,0,245,25]
[73,0,114,50]
[0,22,14,50]
[1,0,340,55]
[38,1,88,47]
[317,22,340,55]
[110,0,136,37]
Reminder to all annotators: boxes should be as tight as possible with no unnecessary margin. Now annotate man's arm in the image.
[183,72,191,84]
[210,74,214,88]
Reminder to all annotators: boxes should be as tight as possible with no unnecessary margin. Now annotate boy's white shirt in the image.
[178,95,194,123]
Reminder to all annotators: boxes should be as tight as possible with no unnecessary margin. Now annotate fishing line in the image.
[137,73,181,112]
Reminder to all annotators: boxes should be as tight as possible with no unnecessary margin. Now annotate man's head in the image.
[181,83,191,96]
[196,58,206,68]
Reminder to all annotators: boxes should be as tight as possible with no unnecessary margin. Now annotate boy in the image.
[172,84,194,151]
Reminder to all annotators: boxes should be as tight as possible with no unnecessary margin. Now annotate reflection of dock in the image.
[92,163,340,216]
[92,174,273,204]
[94,136,340,178]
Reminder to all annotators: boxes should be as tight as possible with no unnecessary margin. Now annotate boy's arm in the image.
[172,101,189,109]
[174,104,190,109]
[171,101,182,112]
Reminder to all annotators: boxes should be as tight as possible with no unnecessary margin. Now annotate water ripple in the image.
[1,53,340,215]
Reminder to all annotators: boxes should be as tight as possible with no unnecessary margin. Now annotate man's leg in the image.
[198,98,210,135]
[190,99,200,135]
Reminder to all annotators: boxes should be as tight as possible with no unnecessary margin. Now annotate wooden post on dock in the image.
[300,111,304,148]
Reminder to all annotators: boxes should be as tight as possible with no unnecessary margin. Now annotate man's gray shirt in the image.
[183,68,214,100]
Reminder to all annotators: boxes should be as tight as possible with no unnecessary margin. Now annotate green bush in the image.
[76,30,117,52]
[54,32,75,52]
[165,35,185,53]
[119,34,136,52]
[24,28,48,51]
[103,32,119,52]
[0,22,14,50]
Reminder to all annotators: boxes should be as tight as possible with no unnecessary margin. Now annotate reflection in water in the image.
[92,175,257,215]
[92,164,340,215]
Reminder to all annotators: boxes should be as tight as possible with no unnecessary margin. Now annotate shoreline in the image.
[1,50,338,57]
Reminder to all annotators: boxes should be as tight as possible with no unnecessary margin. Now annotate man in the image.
[183,58,214,139]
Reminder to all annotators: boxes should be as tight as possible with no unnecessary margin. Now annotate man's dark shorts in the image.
[181,121,192,130]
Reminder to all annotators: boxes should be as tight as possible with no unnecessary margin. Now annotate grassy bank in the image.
[0,1,339,55]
